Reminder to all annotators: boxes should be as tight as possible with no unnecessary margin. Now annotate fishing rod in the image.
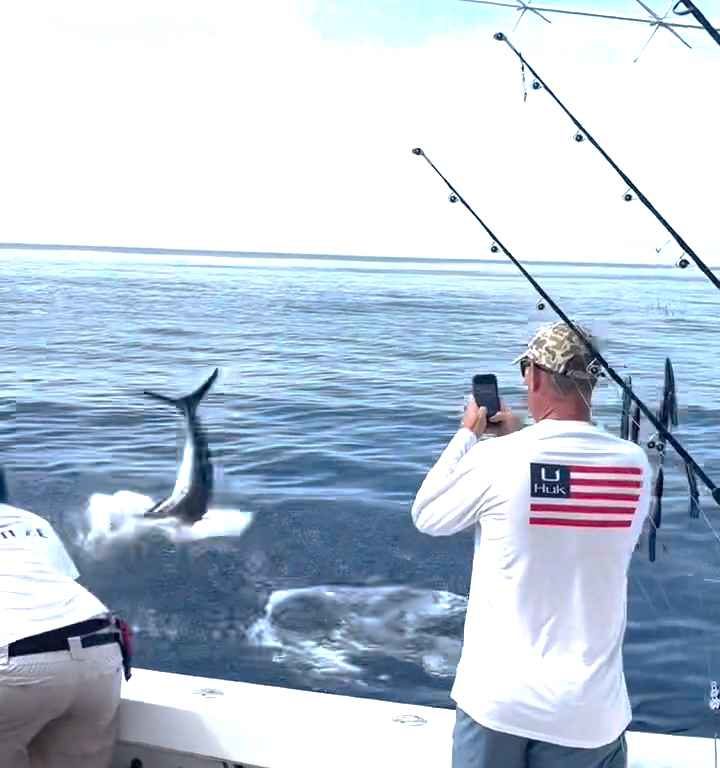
[647,359,676,561]
[492,32,720,294]
[458,0,719,32]
[673,0,720,46]
[411,145,720,507]
[624,358,698,560]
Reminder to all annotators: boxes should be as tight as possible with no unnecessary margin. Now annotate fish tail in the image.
[142,391,178,407]
[143,368,219,415]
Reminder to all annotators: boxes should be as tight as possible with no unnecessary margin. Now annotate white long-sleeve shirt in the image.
[0,504,108,649]
[411,419,651,748]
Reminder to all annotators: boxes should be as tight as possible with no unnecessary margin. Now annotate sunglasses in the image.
[520,358,554,379]
[521,358,599,381]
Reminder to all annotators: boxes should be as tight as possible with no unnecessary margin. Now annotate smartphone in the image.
[472,374,501,419]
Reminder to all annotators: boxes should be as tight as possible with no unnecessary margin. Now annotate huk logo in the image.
[530,463,570,498]
[541,467,560,482]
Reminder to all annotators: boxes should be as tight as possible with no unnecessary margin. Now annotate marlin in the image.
[142,368,219,525]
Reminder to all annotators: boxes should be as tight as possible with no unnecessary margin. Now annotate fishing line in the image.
[411,146,720,508]
[458,0,718,32]
[656,571,674,611]
[632,572,665,618]
[636,560,674,610]
[632,1,690,62]
[701,509,720,550]
[510,0,552,31]
[492,32,720,295]
[698,584,713,680]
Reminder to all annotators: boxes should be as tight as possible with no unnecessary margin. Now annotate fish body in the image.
[142,369,218,525]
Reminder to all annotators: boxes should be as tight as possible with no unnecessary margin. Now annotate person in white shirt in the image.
[0,472,124,768]
[411,322,650,768]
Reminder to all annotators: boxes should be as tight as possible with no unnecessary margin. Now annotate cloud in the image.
[0,1,716,264]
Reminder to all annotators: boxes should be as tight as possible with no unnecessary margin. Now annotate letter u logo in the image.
[541,467,560,482]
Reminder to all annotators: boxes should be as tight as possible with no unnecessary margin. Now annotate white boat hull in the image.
[111,668,715,767]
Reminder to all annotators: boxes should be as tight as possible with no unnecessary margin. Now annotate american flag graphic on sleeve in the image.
[529,462,642,529]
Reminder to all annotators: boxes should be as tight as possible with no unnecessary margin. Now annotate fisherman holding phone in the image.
[411,322,650,768]
[0,469,130,768]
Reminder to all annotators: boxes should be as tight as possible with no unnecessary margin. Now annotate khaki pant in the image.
[0,640,122,768]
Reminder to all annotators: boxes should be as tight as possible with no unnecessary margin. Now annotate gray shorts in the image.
[452,708,627,768]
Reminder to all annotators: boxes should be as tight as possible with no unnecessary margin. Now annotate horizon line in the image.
[0,241,712,270]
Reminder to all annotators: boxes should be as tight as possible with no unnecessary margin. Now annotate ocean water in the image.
[2,248,720,739]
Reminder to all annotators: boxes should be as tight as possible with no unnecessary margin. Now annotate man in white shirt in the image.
[0,472,124,768]
[412,322,650,768]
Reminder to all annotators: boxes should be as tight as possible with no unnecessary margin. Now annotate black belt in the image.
[8,618,117,658]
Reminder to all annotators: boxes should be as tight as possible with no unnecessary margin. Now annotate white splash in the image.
[246,585,466,681]
[80,489,253,554]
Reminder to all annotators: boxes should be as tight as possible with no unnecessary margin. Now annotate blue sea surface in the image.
[2,249,719,739]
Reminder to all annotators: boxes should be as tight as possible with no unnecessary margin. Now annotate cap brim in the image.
[511,351,528,365]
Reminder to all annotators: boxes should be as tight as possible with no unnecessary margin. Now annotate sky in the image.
[0,1,717,264]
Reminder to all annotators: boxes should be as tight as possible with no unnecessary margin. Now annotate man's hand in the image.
[462,398,488,436]
[487,402,524,436]
[462,398,524,438]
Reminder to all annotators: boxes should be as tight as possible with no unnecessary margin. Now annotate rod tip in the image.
[494,32,505,41]
[411,147,424,156]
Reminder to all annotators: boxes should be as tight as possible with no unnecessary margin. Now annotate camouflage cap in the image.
[512,321,599,380]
